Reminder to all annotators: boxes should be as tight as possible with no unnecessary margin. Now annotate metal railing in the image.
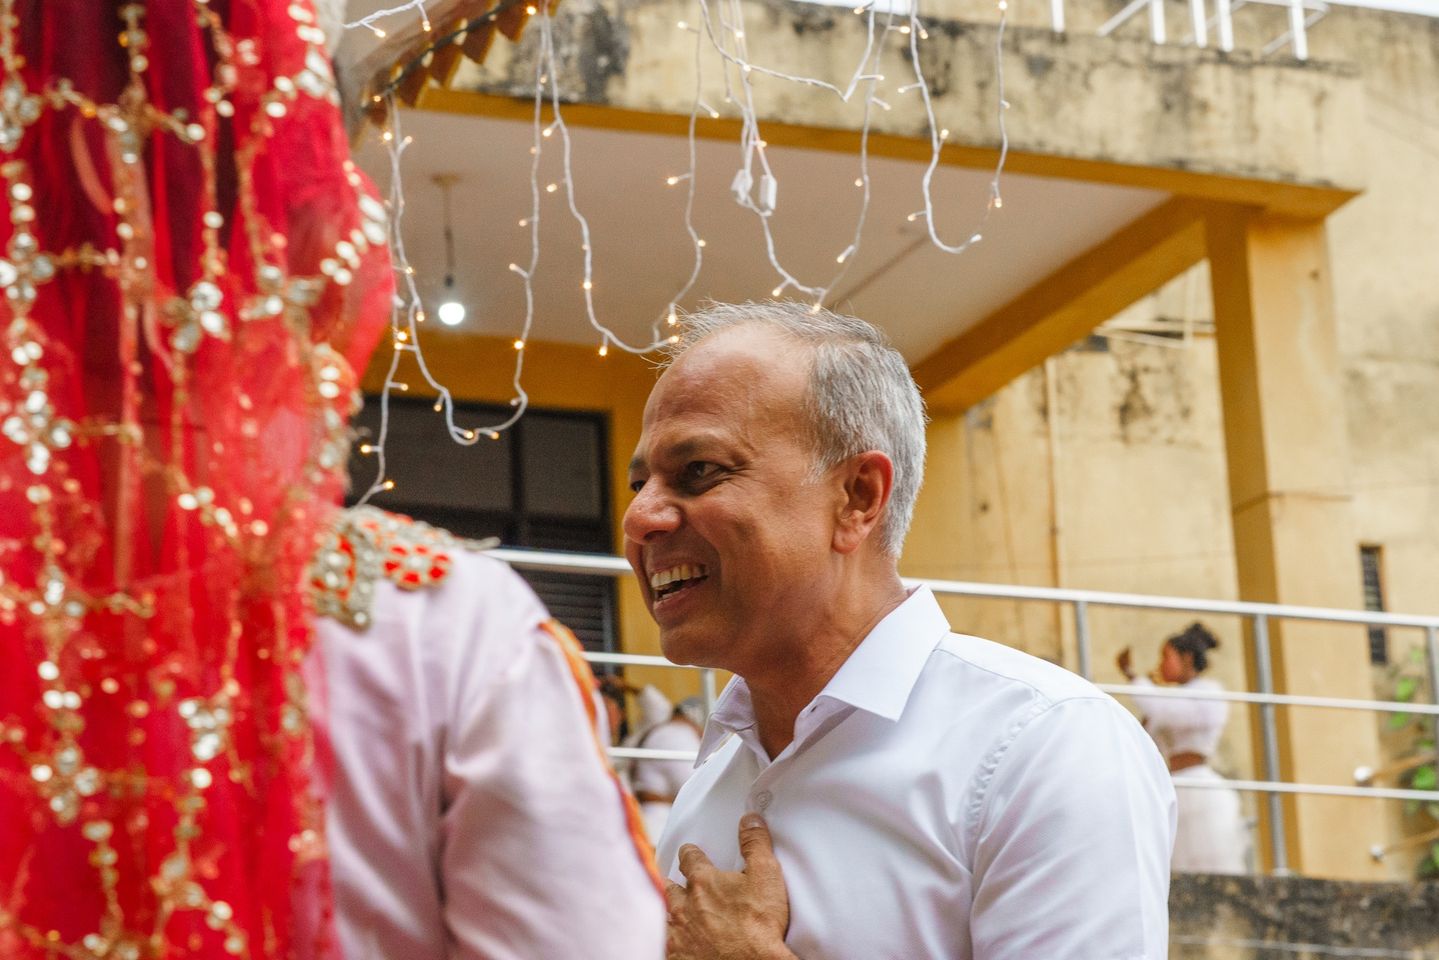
[1091,0,1327,60]
[491,546,1439,875]
[1053,0,1429,62]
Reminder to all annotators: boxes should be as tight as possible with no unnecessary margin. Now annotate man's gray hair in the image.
[661,301,927,557]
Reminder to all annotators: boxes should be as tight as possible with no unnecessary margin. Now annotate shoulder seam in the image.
[963,694,1114,843]
[930,638,1109,708]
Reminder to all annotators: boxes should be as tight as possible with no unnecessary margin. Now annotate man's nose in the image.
[623,480,681,543]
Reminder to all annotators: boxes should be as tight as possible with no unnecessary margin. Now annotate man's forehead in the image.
[647,328,808,417]
[633,330,811,466]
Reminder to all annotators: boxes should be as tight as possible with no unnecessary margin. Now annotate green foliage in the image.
[1379,655,1439,879]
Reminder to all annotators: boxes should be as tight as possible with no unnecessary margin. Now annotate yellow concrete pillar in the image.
[1207,207,1384,879]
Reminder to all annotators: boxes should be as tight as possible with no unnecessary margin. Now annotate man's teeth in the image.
[649,563,707,591]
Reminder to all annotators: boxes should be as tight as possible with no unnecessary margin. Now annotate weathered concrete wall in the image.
[904,3,1439,879]
[905,334,1261,814]
[1314,12,1439,634]
[437,0,1365,206]
[1170,873,1439,959]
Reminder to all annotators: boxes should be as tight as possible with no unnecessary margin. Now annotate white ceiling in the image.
[353,107,1169,362]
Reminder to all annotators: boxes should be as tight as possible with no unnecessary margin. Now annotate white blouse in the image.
[1129,676,1229,759]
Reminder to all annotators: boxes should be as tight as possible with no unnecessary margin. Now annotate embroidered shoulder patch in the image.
[309,505,495,630]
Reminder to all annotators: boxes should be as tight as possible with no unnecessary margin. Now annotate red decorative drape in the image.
[0,1,391,956]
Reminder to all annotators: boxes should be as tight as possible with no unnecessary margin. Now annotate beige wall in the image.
[353,0,1436,875]
[900,6,1439,877]
[904,336,1259,814]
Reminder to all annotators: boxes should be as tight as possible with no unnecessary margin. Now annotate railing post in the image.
[1190,0,1208,47]
[1215,0,1233,51]
[1425,626,1439,766]
[1074,600,1092,680]
[1252,613,1290,874]
[1149,0,1166,44]
[1288,0,1308,59]
[1050,0,1065,33]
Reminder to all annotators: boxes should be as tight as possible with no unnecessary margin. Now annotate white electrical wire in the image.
[345,0,433,36]
[681,0,1010,309]
[347,0,1013,482]
[356,96,528,504]
[529,8,667,354]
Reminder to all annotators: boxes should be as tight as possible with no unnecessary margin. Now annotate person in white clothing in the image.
[622,301,1176,960]
[631,697,706,841]
[604,680,685,788]
[308,506,666,960]
[1120,622,1250,874]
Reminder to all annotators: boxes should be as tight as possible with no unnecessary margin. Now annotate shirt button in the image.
[754,790,772,811]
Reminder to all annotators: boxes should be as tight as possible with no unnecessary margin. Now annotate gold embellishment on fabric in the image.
[308,506,496,630]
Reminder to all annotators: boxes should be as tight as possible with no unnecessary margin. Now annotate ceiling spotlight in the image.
[434,173,465,327]
[438,285,466,327]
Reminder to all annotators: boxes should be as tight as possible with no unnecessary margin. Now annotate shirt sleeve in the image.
[436,560,666,960]
[968,696,1177,960]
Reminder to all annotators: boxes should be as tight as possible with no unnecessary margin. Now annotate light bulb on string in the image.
[434,174,466,327]
[437,289,466,327]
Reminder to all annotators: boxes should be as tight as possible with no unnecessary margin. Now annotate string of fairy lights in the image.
[344,0,1010,501]
[346,0,433,36]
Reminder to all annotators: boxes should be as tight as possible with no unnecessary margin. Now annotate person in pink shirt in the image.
[309,506,666,960]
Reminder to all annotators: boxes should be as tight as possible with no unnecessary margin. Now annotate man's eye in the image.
[681,462,720,485]
[628,478,645,494]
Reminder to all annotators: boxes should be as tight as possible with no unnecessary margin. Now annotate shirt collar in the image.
[695,586,951,764]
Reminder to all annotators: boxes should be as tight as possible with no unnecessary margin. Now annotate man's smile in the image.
[649,563,711,608]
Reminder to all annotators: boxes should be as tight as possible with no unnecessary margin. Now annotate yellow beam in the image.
[911,197,1209,412]
[415,88,1355,218]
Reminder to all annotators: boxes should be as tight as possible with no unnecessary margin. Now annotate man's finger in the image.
[676,843,715,882]
[664,880,688,918]
[738,814,781,880]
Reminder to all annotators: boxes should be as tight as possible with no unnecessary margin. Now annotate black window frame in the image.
[346,396,619,653]
[1360,544,1387,666]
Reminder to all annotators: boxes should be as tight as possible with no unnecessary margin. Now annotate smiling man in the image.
[623,302,1176,960]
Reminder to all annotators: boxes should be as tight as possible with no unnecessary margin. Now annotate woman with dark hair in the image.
[1119,623,1249,874]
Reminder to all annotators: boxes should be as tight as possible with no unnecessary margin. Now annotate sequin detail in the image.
[309,506,496,630]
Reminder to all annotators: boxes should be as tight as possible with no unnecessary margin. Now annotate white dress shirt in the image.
[314,550,665,960]
[658,587,1176,960]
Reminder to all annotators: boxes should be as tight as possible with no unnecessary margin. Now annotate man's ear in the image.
[833,451,894,555]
